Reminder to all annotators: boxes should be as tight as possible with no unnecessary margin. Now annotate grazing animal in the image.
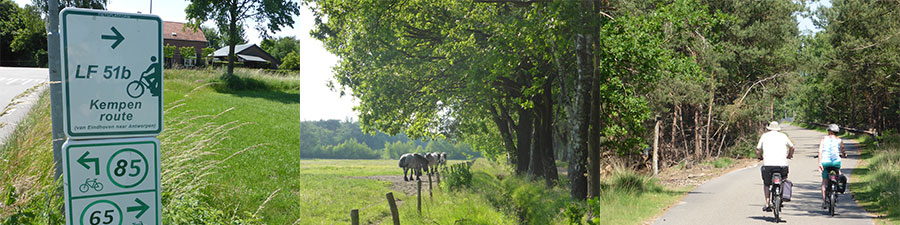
[439,152,448,168]
[399,153,429,181]
[425,152,441,175]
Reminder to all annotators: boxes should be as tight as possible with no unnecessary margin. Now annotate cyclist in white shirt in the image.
[818,124,846,209]
[756,121,795,212]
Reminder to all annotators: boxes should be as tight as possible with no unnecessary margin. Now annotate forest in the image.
[298,119,482,159]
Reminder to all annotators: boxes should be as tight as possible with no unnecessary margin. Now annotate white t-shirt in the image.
[757,131,794,166]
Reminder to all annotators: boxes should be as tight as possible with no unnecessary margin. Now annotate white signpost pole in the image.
[58,8,164,225]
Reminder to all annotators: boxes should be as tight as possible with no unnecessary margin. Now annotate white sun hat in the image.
[766,121,781,131]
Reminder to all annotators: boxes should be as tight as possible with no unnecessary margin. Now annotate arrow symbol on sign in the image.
[127,198,149,219]
[77,151,99,175]
[100,26,125,49]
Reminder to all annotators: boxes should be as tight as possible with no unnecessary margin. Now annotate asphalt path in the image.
[0,67,48,109]
[0,67,48,144]
[654,124,874,225]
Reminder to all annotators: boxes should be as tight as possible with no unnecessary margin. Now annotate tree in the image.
[260,36,299,62]
[796,0,900,132]
[201,25,223,49]
[31,0,105,17]
[278,51,299,70]
[178,46,196,66]
[201,47,215,66]
[185,0,301,79]
[163,44,176,67]
[1,0,20,66]
[1,2,47,67]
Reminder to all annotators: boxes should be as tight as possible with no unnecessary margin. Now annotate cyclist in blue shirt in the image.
[818,124,846,209]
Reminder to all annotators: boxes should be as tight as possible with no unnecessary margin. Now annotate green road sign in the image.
[62,138,161,225]
[60,8,163,139]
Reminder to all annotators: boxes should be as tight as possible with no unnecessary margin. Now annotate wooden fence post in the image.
[386,192,400,225]
[428,173,433,198]
[417,180,422,214]
[350,209,359,225]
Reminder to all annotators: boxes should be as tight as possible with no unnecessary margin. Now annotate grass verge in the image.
[0,91,64,224]
[848,134,900,225]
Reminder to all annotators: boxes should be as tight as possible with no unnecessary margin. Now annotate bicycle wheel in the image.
[127,80,145,98]
[829,186,836,216]
[94,182,103,191]
[79,183,89,193]
[773,186,781,223]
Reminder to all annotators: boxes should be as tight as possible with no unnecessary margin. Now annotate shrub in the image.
[442,163,473,191]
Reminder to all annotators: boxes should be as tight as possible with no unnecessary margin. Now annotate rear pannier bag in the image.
[782,180,793,201]
[838,174,848,193]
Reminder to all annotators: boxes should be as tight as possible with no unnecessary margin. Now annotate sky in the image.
[11,0,829,121]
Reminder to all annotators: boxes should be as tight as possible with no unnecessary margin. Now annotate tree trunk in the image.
[516,107,533,176]
[694,106,701,160]
[671,108,677,158]
[539,76,558,187]
[568,33,593,200]
[490,104,517,168]
[587,66,602,198]
[653,117,660,177]
[705,87,714,157]
[226,3,237,78]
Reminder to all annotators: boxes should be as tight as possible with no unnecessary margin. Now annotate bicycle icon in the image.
[126,56,161,98]
[79,178,104,193]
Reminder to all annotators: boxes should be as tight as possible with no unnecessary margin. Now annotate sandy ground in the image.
[348,173,442,198]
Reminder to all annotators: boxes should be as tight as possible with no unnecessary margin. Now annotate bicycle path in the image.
[653,124,874,225]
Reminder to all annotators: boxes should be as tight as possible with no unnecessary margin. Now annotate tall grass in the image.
[432,159,684,225]
[0,90,64,224]
[214,68,299,92]
[159,82,267,224]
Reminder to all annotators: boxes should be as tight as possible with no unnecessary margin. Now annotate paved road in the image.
[654,124,874,225]
[0,67,48,108]
[0,67,48,144]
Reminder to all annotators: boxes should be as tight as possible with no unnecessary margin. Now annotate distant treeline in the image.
[297,119,481,160]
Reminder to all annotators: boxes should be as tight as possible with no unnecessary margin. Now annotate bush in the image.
[278,51,299,70]
[443,163,473,191]
[726,133,760,159]
[703,158,734,168]
[609,169,662,193]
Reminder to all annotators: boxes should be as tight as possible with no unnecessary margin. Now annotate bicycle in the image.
[770,171,785,223]
[78,178,103,193]
[824,168,840,216]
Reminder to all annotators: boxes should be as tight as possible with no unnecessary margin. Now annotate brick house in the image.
[163,21,208,67]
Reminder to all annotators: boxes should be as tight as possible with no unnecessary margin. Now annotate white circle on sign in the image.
[80,200,122,225]
[106,148,149,188]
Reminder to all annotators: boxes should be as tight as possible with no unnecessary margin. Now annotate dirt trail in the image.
[348,174,440,198]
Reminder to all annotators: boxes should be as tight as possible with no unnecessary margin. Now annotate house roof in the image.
[163,21,207,42]
[237,54,268,62]
[211,44,255,57]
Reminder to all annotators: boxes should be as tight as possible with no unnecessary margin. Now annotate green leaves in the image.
[795,0,900,131]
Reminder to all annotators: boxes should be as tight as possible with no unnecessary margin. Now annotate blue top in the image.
[820,136,842,163]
